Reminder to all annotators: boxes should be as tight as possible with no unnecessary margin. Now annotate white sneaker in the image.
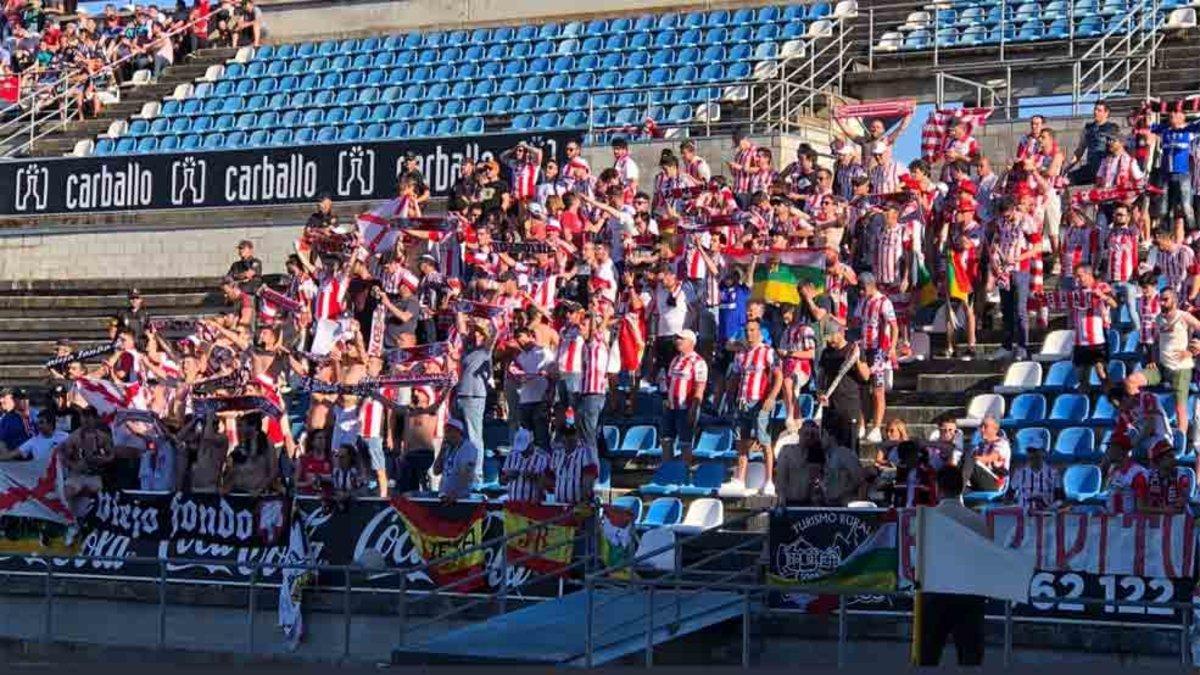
[718,478,747,498]
[760,482,776,497]
[988,348,1012,361]
[865,427,883,443]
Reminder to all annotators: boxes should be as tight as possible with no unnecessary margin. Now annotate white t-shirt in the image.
[653,282,696,337]
[606,207,636,264]
[17,431,67,462]
[593,258,618,303]
[513,346,555,404]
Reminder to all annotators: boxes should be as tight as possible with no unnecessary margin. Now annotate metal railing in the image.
[935,70,1015,119]
[0,6,233,158]
[1071,0,1165,112]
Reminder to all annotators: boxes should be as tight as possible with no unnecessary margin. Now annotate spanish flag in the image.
[503,502,584,577]
[392,497,488,591]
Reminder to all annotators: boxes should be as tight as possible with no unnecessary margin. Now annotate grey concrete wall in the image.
[0,223,300,281]
[263,0,772,40]
[974,114,1091,170]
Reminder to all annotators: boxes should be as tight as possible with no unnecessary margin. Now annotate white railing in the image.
[0,6,231,158]
[749,14,857,132]
[1071,0,1164,111]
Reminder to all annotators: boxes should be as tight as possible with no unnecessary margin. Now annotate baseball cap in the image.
[871,141,888,155]
[675,329,698,343]
[527,202,547,220]
[445,418,465,434]
[127,288,142,299]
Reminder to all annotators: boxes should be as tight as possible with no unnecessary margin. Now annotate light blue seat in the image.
[412,120,435,136]
[959,25,987,45]
[385,122,409,138]
[904,29,930,50]
[612,495,643,523]
[1078,16,1105,36]
[1038,361,1079,393]
[964,479,1008,506]
[616,425,658,459]
[434,118,458,136]
[1052,427,1099,464]
[1047,394,1090,429]
[641,460,688,496]
[638,497,683,531]
[1013,427,1052,464]
[1016,21,1044,41]
[667,103,693,123]
[1063,464,1102,502]
[1157,393,1179,425]
[693,428,734,460]
[1087,395,1118,427]
[461,117,484,134]
[1001,393,1046,428]
[269,128,292,146]
[680,462,727,497]
[315,126,338,143]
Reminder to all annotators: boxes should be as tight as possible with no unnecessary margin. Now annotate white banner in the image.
[0,452,73,524]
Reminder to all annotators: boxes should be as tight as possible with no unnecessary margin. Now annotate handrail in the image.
[1071,0,1162,111]
[0,5,233,157]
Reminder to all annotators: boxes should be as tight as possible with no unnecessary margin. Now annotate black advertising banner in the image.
[0,490,290,582]
[1,131,576,215]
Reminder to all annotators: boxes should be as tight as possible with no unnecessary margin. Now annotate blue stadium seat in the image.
[563,110,588,127]
[135,136,159,153]
[179,134,201,151]
[1063,464,1102,502]
[641,460,687,496]
[638,497,683,531]
[1038,361,1079,393]
[1087,395,1118,427]
[315,126,338,143]
[1013,427,1052,463]
[1047,394,1089,429]
[149,118,170,135]
[412,120,435,136]
[904,29,931,49]
[667,103,693,124]
[214,114,236,131]
[1052,427,1100,464]
[615,425,657,459]
[693,428,734,460]
[680,462,727,497]
[434,118,458,136]
[169,117,190,135]
[509,113,535,131]
[612,495,643,523]
[385,122,409,138]
[270,128,293,146]
[1001,393,1046,428]
[158,136,179,152]
[362,122,385,141]
[461,117,485,134]
[246,129,269,147]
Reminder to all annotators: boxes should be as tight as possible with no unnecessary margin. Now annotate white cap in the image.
[836,144,856,155]
[871,141,888,155]
[676,329,698,343]
[446,418,465,433]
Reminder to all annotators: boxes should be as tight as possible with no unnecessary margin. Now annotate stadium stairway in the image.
[28,48,238,159]
[0,277,230,391]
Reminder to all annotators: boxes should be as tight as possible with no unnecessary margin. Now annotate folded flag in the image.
[726,248,826,305]
[0,451,73,524]
[503,502,583,576]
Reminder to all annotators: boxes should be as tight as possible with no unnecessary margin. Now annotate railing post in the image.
[836,594,847,669]
[498,537,509,615]
[343,566,353,659]
[868,7,875,70]
[1000,0,1007,61]
[644,585,655,667]
[933,7,940,67]
[741,590,751,668]
[43,564,53,643]
[157,558,167,650]
[1069,0,1076,57]
[1181,601,1192,667]
[584,578,595,668]
[247,564,257,653]
[1003,600,1013,667]
[397,572,408,645]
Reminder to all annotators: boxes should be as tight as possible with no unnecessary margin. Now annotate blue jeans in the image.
[999,271,1030,356]
[577,393,606,448]
[1160,172,1195,230]
[456,395,487,481]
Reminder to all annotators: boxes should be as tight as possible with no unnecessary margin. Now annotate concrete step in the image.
[0,339,107,358]
[877,404,962,426]
[915,371,1004,394]
[0,292,215,313]
[0,277,227,295]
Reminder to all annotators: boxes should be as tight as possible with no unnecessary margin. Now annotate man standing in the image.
[727,128,757,203]
[1151,106,1200,231]
[1101,203,1140,324]
[116,288,150,341]
[227,239,263,293]
[1155,289,1200,446]
[1149,228,1200,305]
[854,273,898,443]
[1068,264,1118,391]
[577,313,610,448]
[680,139,711,184]
[916,467,988,666]
[550,421,600,505]
[500,141,543,204]
[816,320,871,450]
[508,327,555,450]
[661,329,707,465]
[455,321,494,480]
[1069,101,1121,185]
[651,264,695,384]
[727,319,781,493]
[611,136,640,204]
[989,197,1038,361]
[502,428,552,504]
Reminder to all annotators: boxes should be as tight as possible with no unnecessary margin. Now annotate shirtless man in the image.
[221,413,278,495]
[396,386,449,494]
[179,413,228,493]
[56,406,112,502]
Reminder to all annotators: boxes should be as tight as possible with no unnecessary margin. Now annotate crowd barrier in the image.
[0,131,574,215]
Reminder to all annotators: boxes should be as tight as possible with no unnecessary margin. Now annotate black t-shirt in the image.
[306,209,337,230]
[117,307,150,338]
[228,256,263,282]
[818,343,867,414]
[479,179,509,212]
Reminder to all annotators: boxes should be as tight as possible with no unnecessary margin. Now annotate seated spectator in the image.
[0,409,64,461]
[962,416,1010,492]
[295,428,333,496]
[890,440,937,507]
[1006,444,1060,512]
[1143,440,1192,514]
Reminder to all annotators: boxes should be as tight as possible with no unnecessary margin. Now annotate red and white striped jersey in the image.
[781,322,817,382]
[873,223,910,286]
[358,396,386,439]
[1095,152,1144,190]
[557,325,584,375]
[731,144,758,193]
[507,158,540,201]
[116,348,143,384]
[289,274,318,315]
[733,343,776,405]
[1069,285,1112,346]
[1139,290,1160,344]
[681,246,708,281]
[315,272,347,321]
[855,292,896,351]
[684,156,712,184]
[503,446,552,503]
[990,218,1030,289]
[580,335,610,395]
[1059,225,1099,277]
[747,167,777,195]
[666,351,708,409]
[550,442,600,504]
[869,160,906,195]
[1152,244,1197,297]
[527,274,557,310]
[826,262,852,323]
[1104,227,1139,283]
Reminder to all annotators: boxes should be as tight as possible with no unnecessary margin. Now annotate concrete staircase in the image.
[27,47,238,159]
[0,277,229,391]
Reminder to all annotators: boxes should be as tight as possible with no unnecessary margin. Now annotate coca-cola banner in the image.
[1,131,574,215]
[0,490,290,582]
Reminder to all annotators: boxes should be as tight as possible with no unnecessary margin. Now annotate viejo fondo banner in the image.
[1,131,576,215]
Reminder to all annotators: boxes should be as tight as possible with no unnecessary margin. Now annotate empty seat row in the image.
[250,3,841,62]
[93,119,484,155]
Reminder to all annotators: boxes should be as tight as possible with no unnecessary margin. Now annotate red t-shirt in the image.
[297,455,332,495]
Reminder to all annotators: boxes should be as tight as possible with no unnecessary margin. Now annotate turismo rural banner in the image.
[768,507,1199,625]
[0,131,576,215]
[0,490,619,594]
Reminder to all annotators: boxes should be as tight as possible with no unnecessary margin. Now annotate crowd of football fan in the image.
[0,0,260,116]
[4,99,1200,515]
